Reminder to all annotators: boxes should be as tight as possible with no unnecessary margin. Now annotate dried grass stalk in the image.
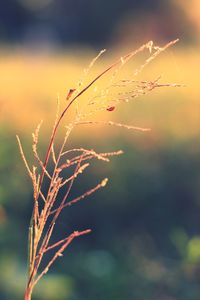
[17,39,180,300]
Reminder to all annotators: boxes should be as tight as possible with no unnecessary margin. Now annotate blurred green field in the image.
[1,44,200,300]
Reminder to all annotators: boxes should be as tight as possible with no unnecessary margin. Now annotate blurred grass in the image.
[0,45,199,141]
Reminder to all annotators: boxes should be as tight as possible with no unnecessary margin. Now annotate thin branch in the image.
[51,143,57,164]
[60,149,123,169]
[133,39,179,76]
[50,178,108,215]
[60,163,90,187]
[44,229,92,253]
[32,121,51,180]
[16,135,32,178]
[76,120,151,132]
[33,229,91,287]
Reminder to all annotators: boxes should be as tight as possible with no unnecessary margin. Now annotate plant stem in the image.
[25,285,33,300]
